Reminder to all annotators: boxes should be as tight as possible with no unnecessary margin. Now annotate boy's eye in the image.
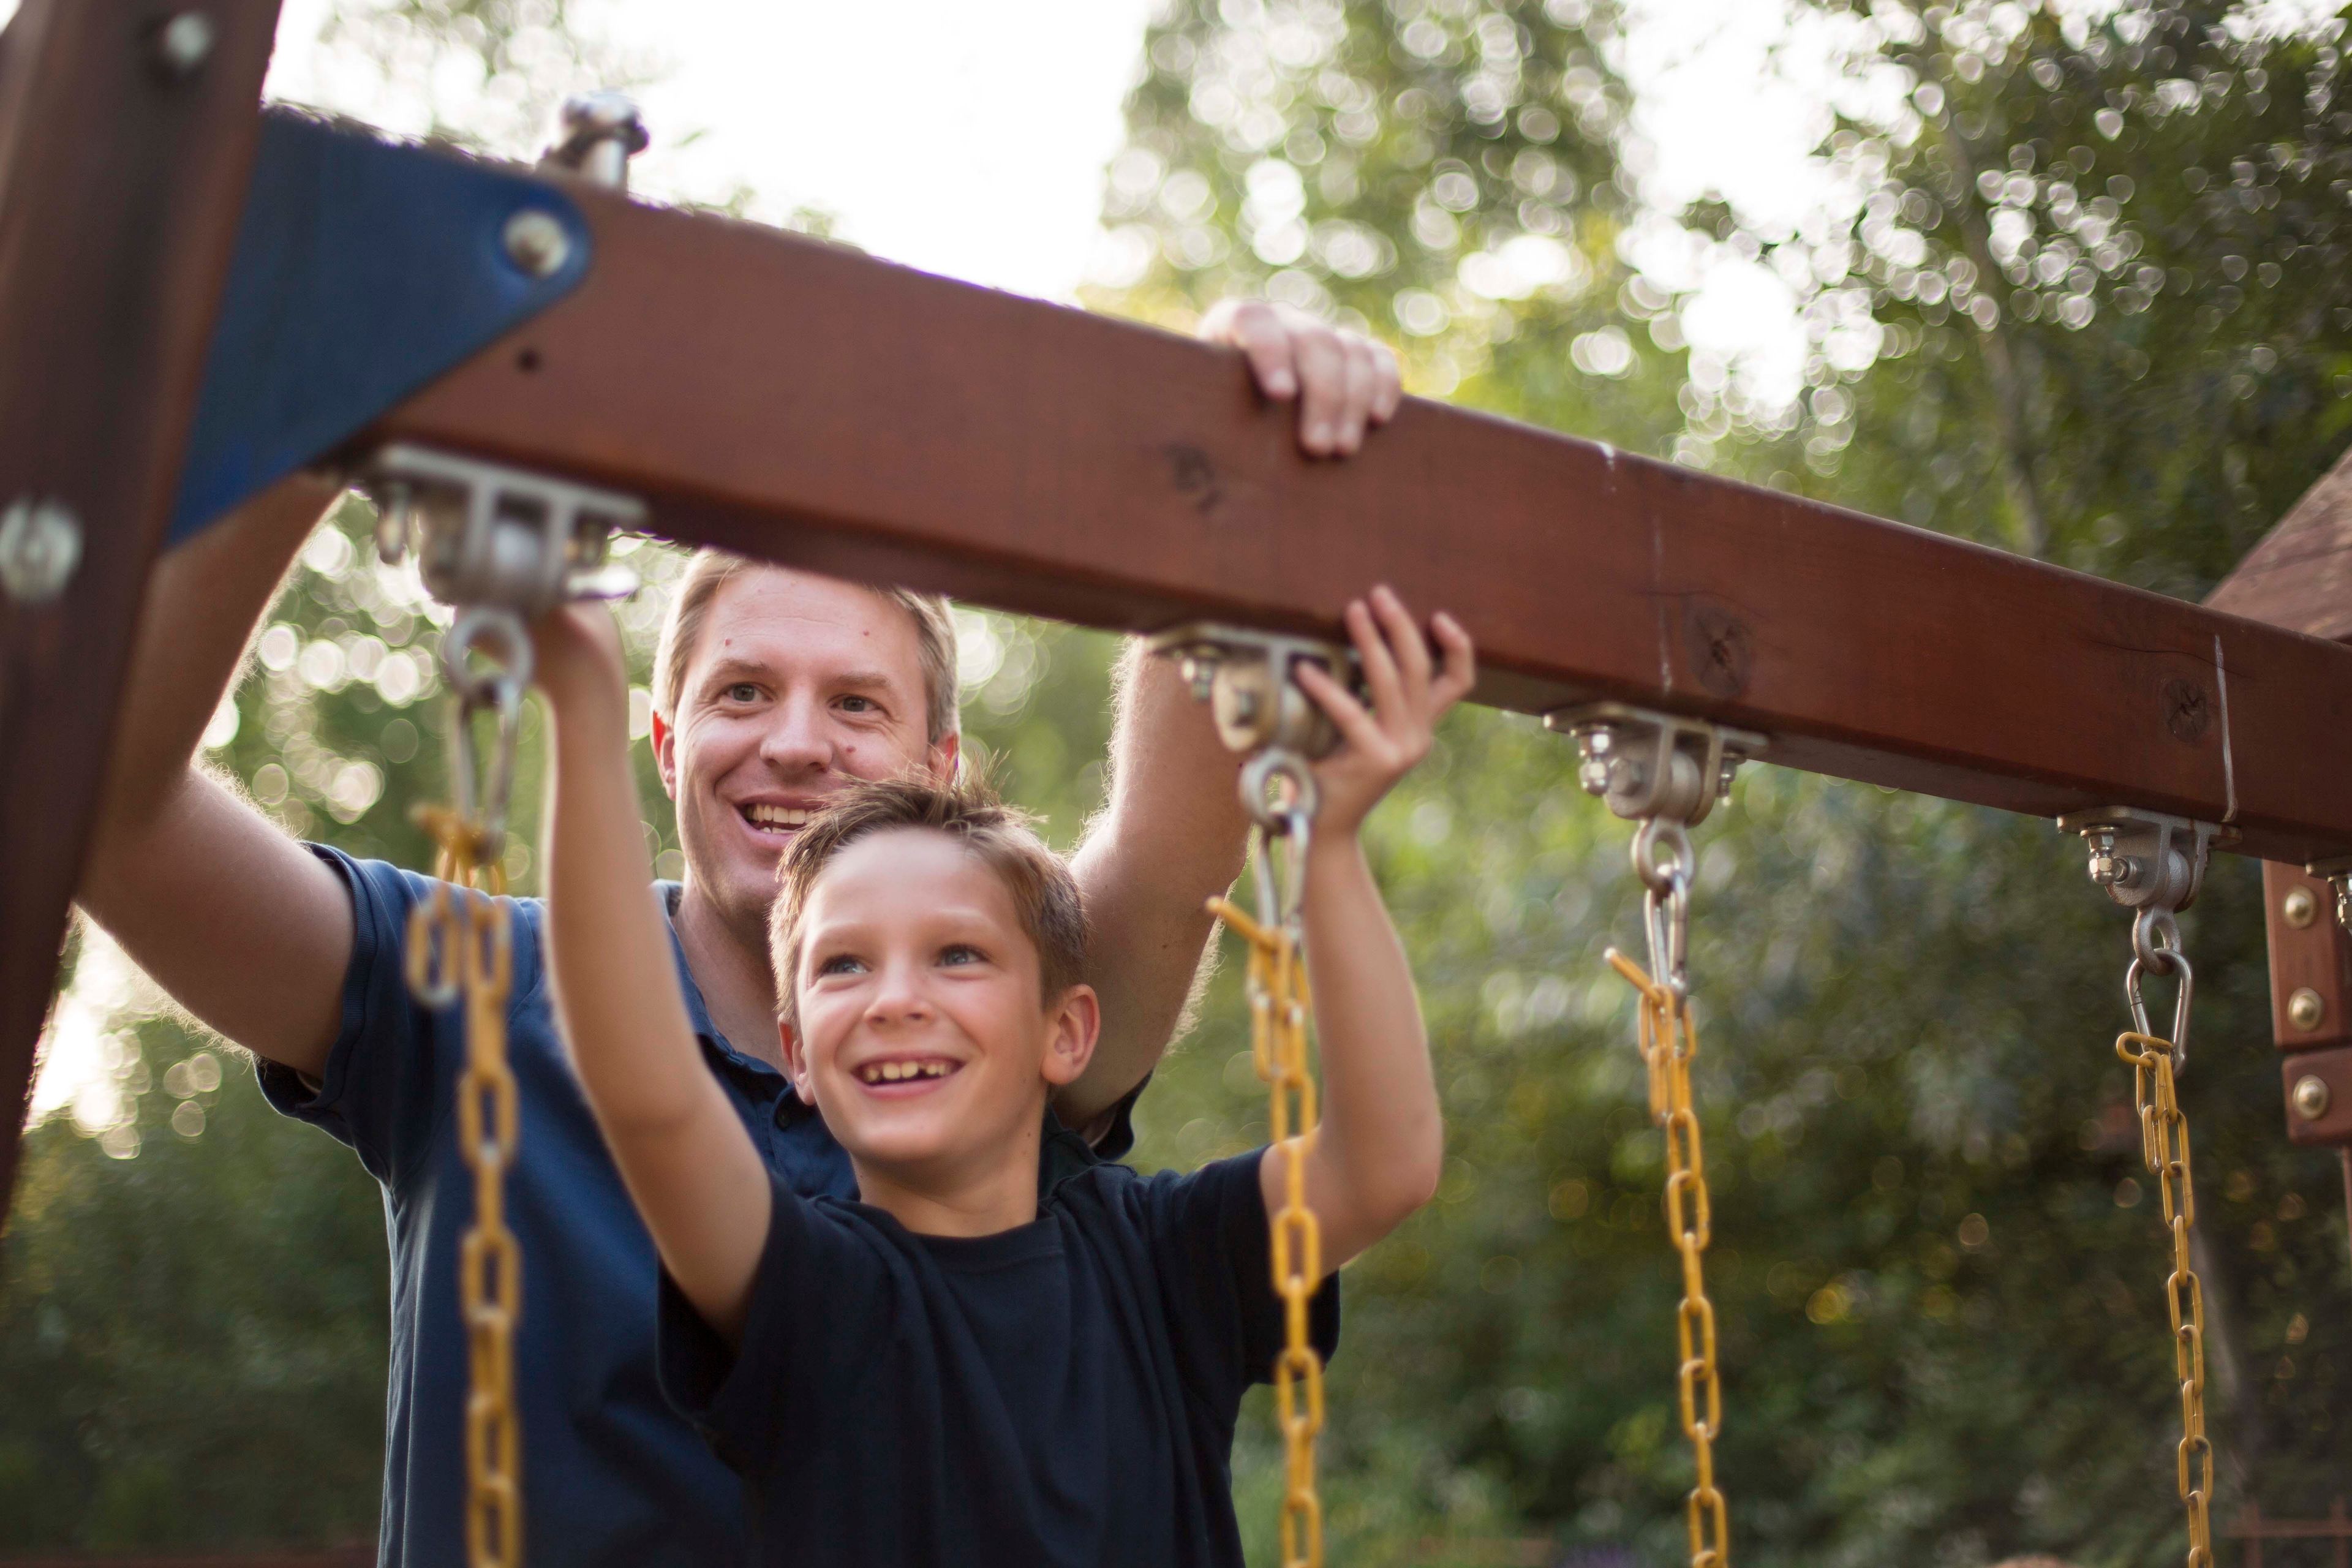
[815,953,865,977]
[939,944,984,967]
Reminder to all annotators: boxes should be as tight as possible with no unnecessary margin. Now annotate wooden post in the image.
[0,0,281,1211]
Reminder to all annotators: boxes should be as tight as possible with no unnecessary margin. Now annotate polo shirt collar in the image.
[658,881,794,1093]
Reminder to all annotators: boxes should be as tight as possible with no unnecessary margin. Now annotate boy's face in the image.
[780,827,1096,1178]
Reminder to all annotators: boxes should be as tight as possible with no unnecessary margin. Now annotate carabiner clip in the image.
[2124,949,2195,1073]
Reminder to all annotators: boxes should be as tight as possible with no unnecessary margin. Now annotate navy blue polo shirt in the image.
[258,845,1131,1568]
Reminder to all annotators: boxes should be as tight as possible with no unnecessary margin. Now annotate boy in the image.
[535,586,1474,1566]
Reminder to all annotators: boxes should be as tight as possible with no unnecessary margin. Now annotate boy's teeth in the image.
[861,1060,951,1084]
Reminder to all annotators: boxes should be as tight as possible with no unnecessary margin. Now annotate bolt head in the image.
[2292,1073,2331,1121]
[2283,886,2319,929]
[2289,987,2326,1033]
[0,496,83,604]
[152,11,216,77]
[502,208,571,279]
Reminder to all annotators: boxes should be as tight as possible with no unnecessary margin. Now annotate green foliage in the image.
[10,1,2352,1561]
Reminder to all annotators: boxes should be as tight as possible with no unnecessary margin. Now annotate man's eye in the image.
[839,695,878,715]
[726,683,761,704]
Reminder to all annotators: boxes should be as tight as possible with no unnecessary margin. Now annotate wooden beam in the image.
[375,176,2352,865]
[0,1,280,1212]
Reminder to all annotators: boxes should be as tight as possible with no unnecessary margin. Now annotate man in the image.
[74,300,1401,1567]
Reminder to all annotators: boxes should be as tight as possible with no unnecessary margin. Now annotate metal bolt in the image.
[0,496,83,604]
[2289,987,2326,1032]
[2283,885,2319,929]
[2291,1073,2331,1121]
[502,208,571,278]
[152,11,216,77]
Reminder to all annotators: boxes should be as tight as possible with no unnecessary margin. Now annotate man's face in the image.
[782,828,1095,1177]
[652,566,956,933]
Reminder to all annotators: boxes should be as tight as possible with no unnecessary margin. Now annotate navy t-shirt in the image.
[659,1148,1341,1568]
[258,846,1132,1568]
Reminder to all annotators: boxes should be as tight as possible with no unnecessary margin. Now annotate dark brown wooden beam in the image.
[375,178,2352,866]
[0,1,280,1215]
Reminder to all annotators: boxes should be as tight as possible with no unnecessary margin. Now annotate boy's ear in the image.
[1039,983,1101,1090]
[778,1016,816,1105]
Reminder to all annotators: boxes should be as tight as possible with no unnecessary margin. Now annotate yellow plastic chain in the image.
[2116,1027,2212,1568]
[1607,948,1728,1568]
[1207,892,1325,1568]
[407,810,523,1568]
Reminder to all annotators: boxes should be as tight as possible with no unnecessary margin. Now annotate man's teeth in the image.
[744,805,812,832]
[857,1060,956,1084]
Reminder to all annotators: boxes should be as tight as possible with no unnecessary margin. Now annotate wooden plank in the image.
[372,178,2352,866]
[2262,862,2352,1049]
[2282,1044,2352,1148]
[2207,442,2352,642]
[0,1,281,1213]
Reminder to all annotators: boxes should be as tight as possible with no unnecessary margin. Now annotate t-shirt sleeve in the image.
[252,844,535,1193]
[657,1174,888,1474]
[1138,1148,1341,1408]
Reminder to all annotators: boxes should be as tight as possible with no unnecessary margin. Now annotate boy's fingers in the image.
[1369,584,1433,697]
[1293,660,1383,751]
[1344,598,1405,722]
[1431,610,1477,701]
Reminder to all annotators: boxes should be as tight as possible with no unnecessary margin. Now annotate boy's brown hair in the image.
[766,778,1087,1030]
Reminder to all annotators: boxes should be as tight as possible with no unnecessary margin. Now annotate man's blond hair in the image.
[649,549,959,744]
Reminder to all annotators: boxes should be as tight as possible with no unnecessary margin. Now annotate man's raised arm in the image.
[1060,303,1401,1125]
[75,477,359,1078]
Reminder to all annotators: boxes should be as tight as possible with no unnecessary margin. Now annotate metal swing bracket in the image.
[1147,622,1360,762]
[360,443,644,619]
[2057,806,2230,917]
[1546,701,1765,829]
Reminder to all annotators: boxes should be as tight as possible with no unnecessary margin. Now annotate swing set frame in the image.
[2,0,2350,1219]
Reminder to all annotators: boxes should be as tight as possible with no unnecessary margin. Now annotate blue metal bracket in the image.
[168,109,593,546]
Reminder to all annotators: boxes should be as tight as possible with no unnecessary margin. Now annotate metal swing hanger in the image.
[2057,807,2235,1066]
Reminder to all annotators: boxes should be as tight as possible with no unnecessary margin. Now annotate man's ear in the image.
[649,708,680,801]
[926,729,962,786]
[778,1016,816,1106]
[1039,984,1101,1090]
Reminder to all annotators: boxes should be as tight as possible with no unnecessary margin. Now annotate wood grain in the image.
[0,0,281,1214]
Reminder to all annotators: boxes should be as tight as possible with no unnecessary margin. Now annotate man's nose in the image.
[761,691,833,774]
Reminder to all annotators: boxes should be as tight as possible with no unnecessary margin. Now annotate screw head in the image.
[502,208,571,278]
[0,496,83,603]
[2283,885,2320,929]
[152,11,216,77]
[2291,1073,2331,1121]
[2288,987,2326,1032]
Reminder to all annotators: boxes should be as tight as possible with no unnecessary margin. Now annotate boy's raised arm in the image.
[537,606,772,1342]
[1276,587,1474,1272]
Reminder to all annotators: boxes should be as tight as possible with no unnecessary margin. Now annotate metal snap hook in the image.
[2125,948,2195,1073]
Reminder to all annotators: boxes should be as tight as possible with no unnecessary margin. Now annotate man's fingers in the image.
[1338,339,1379,453]
[1369,341,1403,424]
[1294,327,1349,456]
[1199,299,1300,401]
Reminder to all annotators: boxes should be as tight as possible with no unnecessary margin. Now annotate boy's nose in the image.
[864,963,934,1025]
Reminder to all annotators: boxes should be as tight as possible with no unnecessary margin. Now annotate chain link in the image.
[1210,815,1324,1568]
[1607,943,1729,1568]
[2116,932,2212,1568]
[405,620,527,1568]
